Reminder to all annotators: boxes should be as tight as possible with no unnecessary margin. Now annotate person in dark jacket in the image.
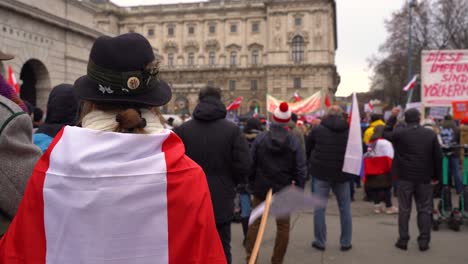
[238,117,264,245]
[174,86,251,264]
[439,115,462,194]
[33,84,79,152]
[245,102,306,264]
[384,108,442,251]
[306,105,352,252]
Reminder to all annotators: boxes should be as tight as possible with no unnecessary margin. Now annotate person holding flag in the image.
[0,33,227,263]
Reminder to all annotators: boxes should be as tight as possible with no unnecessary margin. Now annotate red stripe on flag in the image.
[364,156,393,177]
[0,128,65,263]
[163,133,226,264]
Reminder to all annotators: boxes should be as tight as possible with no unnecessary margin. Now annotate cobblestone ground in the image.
[231,186,468,264]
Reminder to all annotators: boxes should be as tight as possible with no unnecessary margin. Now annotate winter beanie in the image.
[273,102,292,123]
[404,108,421,124]
[0,73,28,112]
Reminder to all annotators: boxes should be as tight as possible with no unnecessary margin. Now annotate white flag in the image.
[249,186,327,225]
[342,93,363,175]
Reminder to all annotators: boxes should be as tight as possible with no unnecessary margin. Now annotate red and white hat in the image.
[273,102,292,123]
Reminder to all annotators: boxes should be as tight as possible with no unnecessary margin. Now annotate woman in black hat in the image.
[0,33,227,264]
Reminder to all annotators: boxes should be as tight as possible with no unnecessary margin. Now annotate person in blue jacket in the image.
[33,84,78,152]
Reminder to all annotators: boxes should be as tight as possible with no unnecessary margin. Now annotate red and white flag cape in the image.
[7,66,20,94]
[226,96,243,111]
[343,93,363,175]
[363,139,394,180]
[403,75,418,92]
[0,127,226,264]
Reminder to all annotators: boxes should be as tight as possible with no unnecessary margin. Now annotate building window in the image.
[230,24,237,33]
[147,28,155,37]
[229,80,236,91]
[293,78,301,89]
[188,53,195,66]
[168,26,175,36]
[252,50,259,65]
[208,52,216,66]
[168,53,174,67]
[230,51,237,66]
[251,80,258,91]
[292,35,304,63]
[208,80,214,87]
[209,25,216,34]
[252,22,259,33]
[128,27,135,33]
[188,26,195,35]
[294,17,302,26]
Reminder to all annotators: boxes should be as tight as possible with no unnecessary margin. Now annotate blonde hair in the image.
[79,101,165,134]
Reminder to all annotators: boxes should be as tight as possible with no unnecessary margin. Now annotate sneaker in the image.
[312,242,325,251]
[340,245,352,251]
[374,204,382,214]
[385,206,399,215]
[395,239,408,251]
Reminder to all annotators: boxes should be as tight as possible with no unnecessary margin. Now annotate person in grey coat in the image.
[0,95,41,237]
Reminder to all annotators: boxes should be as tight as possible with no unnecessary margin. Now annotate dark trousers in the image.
[369,187,392,207]
[398,180,433,244]
[245,196,290,264]
[216,221,232,264]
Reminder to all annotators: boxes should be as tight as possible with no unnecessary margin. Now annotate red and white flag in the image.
[7,66,20,94]
[0,127,226,264]
[364,101,374,113]
[343,93,363,175]
[363,139,394,180]
[294,92,301,102]
[403,75,418,92]
[226,96,243,111]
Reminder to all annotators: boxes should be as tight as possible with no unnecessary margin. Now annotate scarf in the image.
[82,109,165,134]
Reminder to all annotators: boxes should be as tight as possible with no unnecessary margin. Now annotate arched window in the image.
[209,52,216,66]
[230,51,237,66]
[292,36,304,63]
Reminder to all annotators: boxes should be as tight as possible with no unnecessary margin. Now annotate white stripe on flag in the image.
[343,93,363,175]
[44,127,171,264]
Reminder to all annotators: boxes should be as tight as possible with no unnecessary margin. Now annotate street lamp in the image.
[406,0,417,106]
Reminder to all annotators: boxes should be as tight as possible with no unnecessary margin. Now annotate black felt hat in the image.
[74,33,171,107]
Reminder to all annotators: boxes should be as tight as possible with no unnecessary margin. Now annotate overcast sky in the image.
[110,0,406,96]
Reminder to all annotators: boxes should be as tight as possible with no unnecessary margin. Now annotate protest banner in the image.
[429,107,449,119]
[452,101,468,120]
[421,50,468,107]
[267,91,322,115]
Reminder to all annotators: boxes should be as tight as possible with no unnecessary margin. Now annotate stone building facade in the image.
[0,0,339,115]
[0,0,108,109]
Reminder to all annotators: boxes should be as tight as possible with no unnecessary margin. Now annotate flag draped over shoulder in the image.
[0,126,226,264]
[363,139,394,178]
[343,93,363,175]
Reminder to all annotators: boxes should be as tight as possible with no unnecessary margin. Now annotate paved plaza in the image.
[231,187,468,264]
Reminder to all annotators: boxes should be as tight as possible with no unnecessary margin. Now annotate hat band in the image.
[87,60,155,95]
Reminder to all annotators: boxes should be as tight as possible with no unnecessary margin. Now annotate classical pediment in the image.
[205,39,220,51]
[287,32,310,43]
[225,43,242,51]
[184,40,200,52]
[163,41,179,53]
[247,43,264,51]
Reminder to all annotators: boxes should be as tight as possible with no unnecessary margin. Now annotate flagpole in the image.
[248,189,273,264]
[405,0,417,106]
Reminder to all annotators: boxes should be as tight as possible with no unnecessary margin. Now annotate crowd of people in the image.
[0,32,462,263]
